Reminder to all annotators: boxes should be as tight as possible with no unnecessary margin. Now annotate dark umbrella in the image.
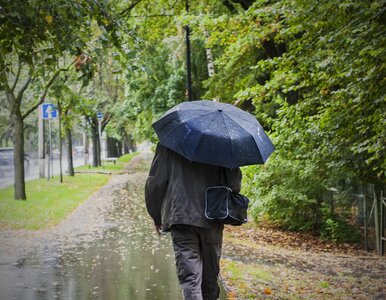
[152,100,275,169]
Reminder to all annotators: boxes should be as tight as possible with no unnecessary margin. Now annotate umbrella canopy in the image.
[152,100,275,169]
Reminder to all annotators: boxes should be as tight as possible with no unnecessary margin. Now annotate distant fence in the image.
[327,185,385,255]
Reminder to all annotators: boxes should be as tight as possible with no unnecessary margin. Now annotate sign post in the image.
[38,105,45,178]
[42,104,58,180]
[97,112,103,166]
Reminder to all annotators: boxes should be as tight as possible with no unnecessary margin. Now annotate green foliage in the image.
[1,0,384,236]
[243,153,362,243]
[0,0,122,82]
[122,36,187,141]
[242,153,326,231]
[0,0,128,198]
[205,0,385,241]
[320,217,361,244]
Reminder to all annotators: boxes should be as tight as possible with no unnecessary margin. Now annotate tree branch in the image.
[125,13,175,18]
[120,0,143,16]
[101,114,111,131]
[22,60,75,120]
[16,76,32,103]
[11,59,22,92]
[230,0,255,10]
[222,0,238,13]
[0,65,12,95]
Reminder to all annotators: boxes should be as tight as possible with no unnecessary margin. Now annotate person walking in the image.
[145,143,242,300]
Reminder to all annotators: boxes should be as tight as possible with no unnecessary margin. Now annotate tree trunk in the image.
[91,128,99,167]
[11,109,26,200]
[107,137,114,157]
[66,128,74,176]
[128,134,136,152]
[122,132,130,154]
[97,134,101,166]
[125,134,135,153]
[83,130,89,166]
[107,137,120,157]
[117,141,122,157]
[123,138,129,154]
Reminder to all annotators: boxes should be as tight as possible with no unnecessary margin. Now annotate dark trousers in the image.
[170,224,224,300]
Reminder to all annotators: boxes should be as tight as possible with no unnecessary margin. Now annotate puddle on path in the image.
[0,170,227,299]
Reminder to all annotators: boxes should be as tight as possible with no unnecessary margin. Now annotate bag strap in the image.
[220,167,229,187]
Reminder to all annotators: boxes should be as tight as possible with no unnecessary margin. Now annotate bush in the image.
[242,154,326,232]
[320,217,361,243]
[242,153,362,243]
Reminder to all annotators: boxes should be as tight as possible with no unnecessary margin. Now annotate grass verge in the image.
[221,258,276,300]
[75,152,138,173]
[0,174,110,230]
[0,153,138,230]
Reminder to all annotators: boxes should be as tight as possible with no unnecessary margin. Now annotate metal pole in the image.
[50,119,53,178]
[47,119,51,181]
[38,105,45,178]
[185,0,193,101]
[98,119,102,167]
[374,186,380,254]
[380,190,385,256]
[364,189,367,251]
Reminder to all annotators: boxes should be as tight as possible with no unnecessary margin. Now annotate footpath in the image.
[0,152,384,300]
[0,153,148,258]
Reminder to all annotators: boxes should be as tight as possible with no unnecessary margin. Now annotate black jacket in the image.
[145,144,242,231]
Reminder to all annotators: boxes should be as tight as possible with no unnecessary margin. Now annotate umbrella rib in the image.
[224,110,260,127]
[160,111,217,142]
[225,112,268,142]
[185,130,204,162]
[224,114,265,162]
[220,112,233,168]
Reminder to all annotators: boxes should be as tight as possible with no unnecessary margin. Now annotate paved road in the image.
[0,153,228,299]
[0,156,86,188]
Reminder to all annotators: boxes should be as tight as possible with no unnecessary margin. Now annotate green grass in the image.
[75,152,138,173]
[0,152,138,230]
[221,258,275,299]
[0,174,110,230]
[117,152,138,163]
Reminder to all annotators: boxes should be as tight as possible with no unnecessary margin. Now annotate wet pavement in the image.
[0,156,86,188]
[0,153,227,299]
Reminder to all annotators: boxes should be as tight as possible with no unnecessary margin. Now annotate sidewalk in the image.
[0,153,148,258]
[0,152,185,300]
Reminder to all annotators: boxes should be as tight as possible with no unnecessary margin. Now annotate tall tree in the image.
[0,0,122,199]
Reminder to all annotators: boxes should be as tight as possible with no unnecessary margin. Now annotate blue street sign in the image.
[97,112,103,120]
[42,103,58,119]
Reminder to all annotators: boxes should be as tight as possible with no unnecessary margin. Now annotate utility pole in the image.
[38,105,45,178]
[47,118,53,181]
[185,0,193,101]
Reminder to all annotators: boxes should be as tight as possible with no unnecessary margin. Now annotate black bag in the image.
[204,169,249,226]
[205,186,249,225]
